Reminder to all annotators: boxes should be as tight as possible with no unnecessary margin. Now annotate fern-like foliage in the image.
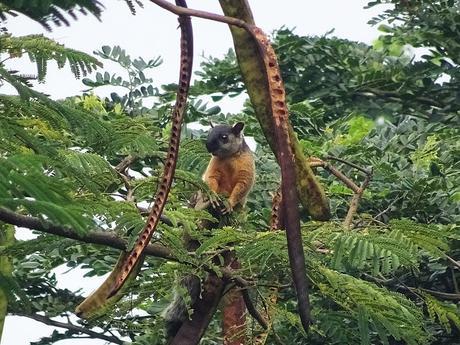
[0,0,145,30]
[422,292,460,333]
[0,0,105,30]
[1,33,101,80]
[315,266,430,345]
[304,219,450,275]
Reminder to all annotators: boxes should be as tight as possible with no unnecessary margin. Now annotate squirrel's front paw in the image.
[208,192,223,210]
[220,199,233,215]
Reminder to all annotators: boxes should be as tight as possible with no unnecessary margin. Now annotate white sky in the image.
[1,1,391,344]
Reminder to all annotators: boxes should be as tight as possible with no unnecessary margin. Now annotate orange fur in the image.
[203,150,255,209]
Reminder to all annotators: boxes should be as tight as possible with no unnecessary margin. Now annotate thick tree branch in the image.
[170,273,225,345]
[15,313,124,344]
[115,154,137,172]
[0,207,172,259]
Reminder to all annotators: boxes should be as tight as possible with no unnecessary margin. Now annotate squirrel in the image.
[203,121,255,213]
[163,122,255,338]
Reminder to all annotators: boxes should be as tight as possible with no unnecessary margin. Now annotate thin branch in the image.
[0,207,172,259]
[372,193,407,221]
[0,56,13,65]
[310,159,360,193]
[416,288,460,301]
[15,313,123,344]
[115,155,137,202]
[137,206,175,226]
[325,155,371,175]
[446,255,460,270]
[116,171,134,202]
[0,207,260,283]
[229,274,268,329]
[343,170,373,228]
[241,288,268,329]
[451,266,459,293]
[149,0,247,28]
[363,274,460,301]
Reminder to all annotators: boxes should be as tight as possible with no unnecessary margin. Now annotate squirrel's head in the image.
[206,122,245,157]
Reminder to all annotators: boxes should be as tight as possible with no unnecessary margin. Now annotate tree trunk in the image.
[223,260,246,345]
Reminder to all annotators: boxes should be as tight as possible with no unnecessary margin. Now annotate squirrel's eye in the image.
[221,134,228,140]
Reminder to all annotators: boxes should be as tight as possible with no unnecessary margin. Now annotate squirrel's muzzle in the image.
[206,140,218,154]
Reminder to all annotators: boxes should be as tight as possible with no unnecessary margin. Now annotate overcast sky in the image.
[1,1,391,344]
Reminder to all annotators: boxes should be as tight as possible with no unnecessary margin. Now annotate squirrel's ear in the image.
[232,122,244,135]
[209,121,214,128]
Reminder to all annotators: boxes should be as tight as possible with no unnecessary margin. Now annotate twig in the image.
[325,155,371,175]
[363,273,460,301]
[309,159,360,193]
[231,275,268,329]
[115,155,136,202]
[413,287,460,301]
[0,207,263,285]
[137,206,174,226]
[149,0,247,28]
[343,170,373,228]
[241,288,268,329]
[116,171,134,202]
[451,266,459,293]
[372,193,407,221]
[15,313,123,344]
[446,254,460,270]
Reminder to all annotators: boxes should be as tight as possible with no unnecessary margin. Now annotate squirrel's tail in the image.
[163,275,201,338]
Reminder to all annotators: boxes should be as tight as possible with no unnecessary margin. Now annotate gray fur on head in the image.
[205,122,245,158]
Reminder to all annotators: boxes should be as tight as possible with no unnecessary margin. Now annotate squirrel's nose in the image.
[206,140,217,153]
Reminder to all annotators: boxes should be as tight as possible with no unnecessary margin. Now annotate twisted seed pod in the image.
[246,25,311,332]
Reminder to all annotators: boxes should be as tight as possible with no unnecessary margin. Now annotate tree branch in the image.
[343,170,373,228]
[309,159,360,194]
[170,273,225,345]
[241,287,268,329]
[149,0,247,28]
[446,255,460,270]
[325,155,371,175]
[0,207,172,259]
[15,313,124,344]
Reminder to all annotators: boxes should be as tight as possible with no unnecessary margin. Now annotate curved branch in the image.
[149,0,246,27]
[0,207,172,259]
[15,313,123,344]
[241,288,268,329]
[343,170,373,228]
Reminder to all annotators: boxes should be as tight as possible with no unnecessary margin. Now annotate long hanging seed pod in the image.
[245,25,311,332]
[108,0,193,298]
